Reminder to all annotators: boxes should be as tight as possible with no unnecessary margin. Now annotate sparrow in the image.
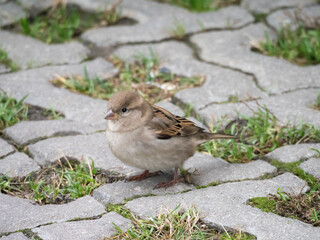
[105,91,237,188]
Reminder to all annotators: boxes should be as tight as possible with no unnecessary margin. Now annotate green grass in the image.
[19,4,122,44]
[170,18,186,39]
[0,47,19,71]
[200,106,320,163]
[0,158,112,205]
[158,0,240,11]
[52,49,204,104]
[253,25,320,65]
[0,93,28,131]
[108,205,256,240]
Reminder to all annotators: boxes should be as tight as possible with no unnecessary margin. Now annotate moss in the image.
[249,197,276,213]
[106,203,134,220]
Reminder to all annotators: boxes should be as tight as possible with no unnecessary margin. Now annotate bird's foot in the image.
[153,177,185,189]
[128,170,160,181]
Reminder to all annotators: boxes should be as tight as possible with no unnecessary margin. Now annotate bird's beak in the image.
[104,109,118,120]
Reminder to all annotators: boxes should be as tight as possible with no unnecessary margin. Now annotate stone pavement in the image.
[0,0,320,239]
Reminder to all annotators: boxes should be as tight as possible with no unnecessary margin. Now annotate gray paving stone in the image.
[299,157,320,178]
[0,138,14,157]
[28,132,140,175]
[93,173,194,204]
[0,58,116,129]
[0,2,26,27]
[241,0,316,14]
[0,64,10,74]
[114,41,266,110]
[267,5,320,31]
[266,143,320,163]
[183,153,277,186]
[81,0,253,47]
[0,30,89,70]
[3,119,97,146]
[0,152,40,178]
[0,194,105,233]
[0,232,29,240]
[124,173,317,240]
[33,212,131,240]
[17,0,52,16]
[197,89,320,128]
[190,23,320,95]
[155,100,185,117]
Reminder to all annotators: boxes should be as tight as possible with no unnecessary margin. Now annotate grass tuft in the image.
[313,93,320,110]
[18,4,122,44]
[0,47,19,71]
[107,205,256,239]
[200,106,320,163]
[52,50,204,104]
[158,0,240,11]
[0,92,28,131]
[0,158,122,205]
[252,25,320,65]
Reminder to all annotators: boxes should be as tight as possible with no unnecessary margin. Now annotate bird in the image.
[105,91,237,188]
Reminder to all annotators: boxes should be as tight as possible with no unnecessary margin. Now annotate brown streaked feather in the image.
[149,105,206,139]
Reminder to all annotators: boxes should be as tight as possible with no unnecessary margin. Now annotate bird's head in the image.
[105,91,153,132]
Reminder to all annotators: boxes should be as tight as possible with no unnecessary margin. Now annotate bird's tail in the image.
[197,132,238,144]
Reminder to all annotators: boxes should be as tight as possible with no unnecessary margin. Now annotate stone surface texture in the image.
[0,138,14,157]
[299,158,320,178]
[0,30,89,70]
[0,152,40,177]
[1,1,320,239]
[33,212,131,240]
[0,194,105,233]
[125,173,317,240]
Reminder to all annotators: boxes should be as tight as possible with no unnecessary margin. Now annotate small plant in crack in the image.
[17,2,123,44]
[200,105,320,163]
[52,49,204,104]
[157,0,240,11]
[0,92,28,131]
[0,47,19,72]
[107,205,256,240]
[0,157,124,204]
[170,18,186,39]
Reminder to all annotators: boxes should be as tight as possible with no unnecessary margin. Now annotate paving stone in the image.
[267,5,320,31]
[183,153,277,186]
[0,194,105,233]
[0,2,26,27]
[299,157,320,178]
[266,143,320,163]
[241,0,316,14]
[81,0,253,48]
[114,41,266,110]
[155,100,185,117]
[124,173,317,240]
[197,89,320,128]
[93,173,194,204]
[0,64,10,74]
[3,119,97,146]
[33,212,131,240]
[0,152,40,178]
[0,58,116,129]
[0,30,89,70]
[0,232,29,240]
[190,23,320,95]
[17,0,52,16]
[28,132,140,175]
[0,138,14,157]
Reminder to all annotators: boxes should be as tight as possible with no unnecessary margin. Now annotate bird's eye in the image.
[121,108,127,113]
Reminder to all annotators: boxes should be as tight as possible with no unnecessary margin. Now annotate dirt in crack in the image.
[0,157,125,205]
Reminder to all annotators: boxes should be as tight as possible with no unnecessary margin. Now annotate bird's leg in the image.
[128,170,160,181]
[154,167,185,189]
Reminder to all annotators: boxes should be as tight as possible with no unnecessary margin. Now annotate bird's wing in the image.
[148,105,205,139]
